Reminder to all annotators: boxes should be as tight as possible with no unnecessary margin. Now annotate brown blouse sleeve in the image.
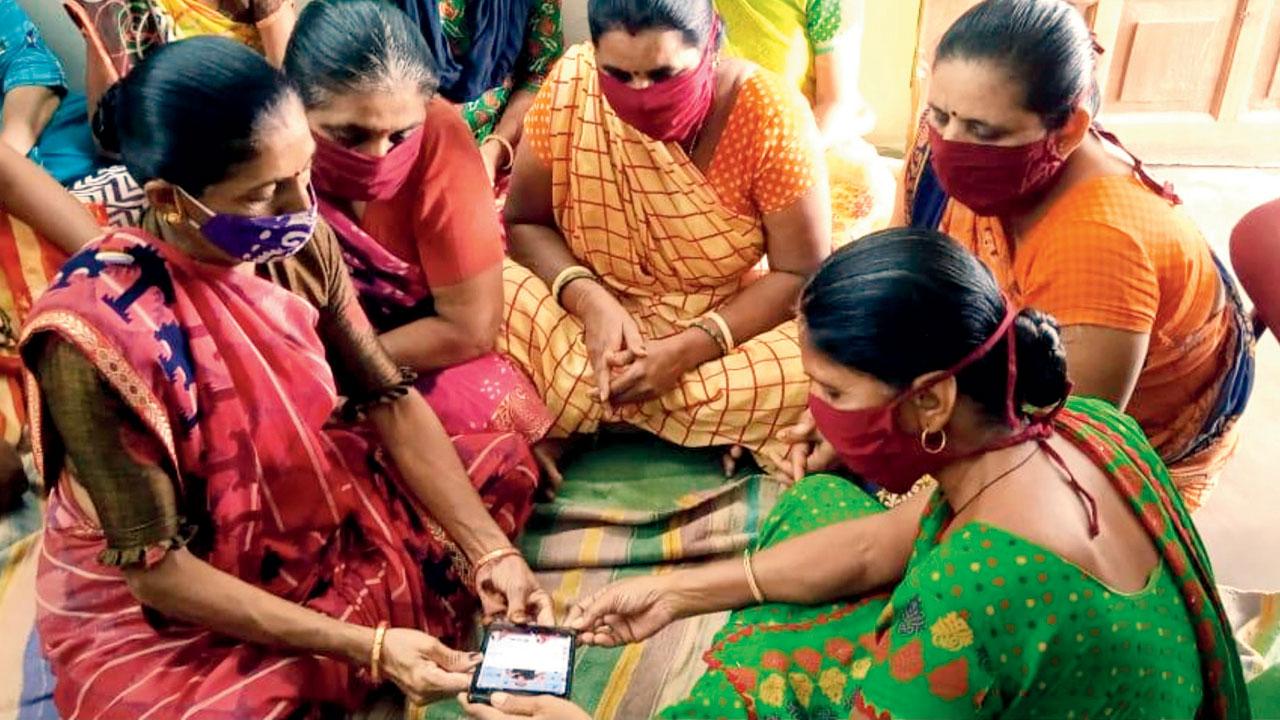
[34,337,189,568]
[308,223,416,408]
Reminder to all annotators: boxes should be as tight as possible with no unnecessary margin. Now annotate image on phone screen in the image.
[470,625,576,702]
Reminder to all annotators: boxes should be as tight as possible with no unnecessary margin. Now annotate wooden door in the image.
[910,0,1280,165]
[1094,0,1280,164]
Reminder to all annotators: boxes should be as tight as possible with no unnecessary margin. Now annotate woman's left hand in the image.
[608,334,695,404]
[460,692,591,720]
[474,553,555,626]
[479,140,508,185]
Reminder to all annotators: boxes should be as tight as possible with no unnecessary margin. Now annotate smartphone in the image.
[467,623,577,704]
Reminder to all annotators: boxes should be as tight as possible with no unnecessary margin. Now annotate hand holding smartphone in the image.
[467,623,577,705]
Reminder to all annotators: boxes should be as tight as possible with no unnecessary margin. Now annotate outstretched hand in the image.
[563,575,683,647]
[766,409,838,485]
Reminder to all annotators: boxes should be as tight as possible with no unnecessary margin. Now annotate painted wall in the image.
[19,0,922,151]
[859,0,922,153]
[561,0,921,153]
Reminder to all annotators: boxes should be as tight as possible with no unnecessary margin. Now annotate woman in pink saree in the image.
[20,37,550,718]
[284,0,554,474]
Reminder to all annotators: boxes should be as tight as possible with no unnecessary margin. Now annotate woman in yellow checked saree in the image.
[501,0,831,479]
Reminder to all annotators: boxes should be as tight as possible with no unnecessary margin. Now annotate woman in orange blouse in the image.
[898,0,1253,509]
[501,0,831,476]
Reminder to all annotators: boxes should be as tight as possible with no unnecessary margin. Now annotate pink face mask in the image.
[807,304,1097,535]
[597,21,719,146]
[311,128,424,202]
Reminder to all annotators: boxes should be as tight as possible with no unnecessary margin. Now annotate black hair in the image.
[285,0,439,108]
[935,0,1095,129]
[101,36,296,195]
[588,0,722,50]
[801,228,1069,422]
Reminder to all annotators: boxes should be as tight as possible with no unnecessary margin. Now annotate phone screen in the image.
[471,625,575,699]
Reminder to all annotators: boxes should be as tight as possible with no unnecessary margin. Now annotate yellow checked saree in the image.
[500,45,823,462]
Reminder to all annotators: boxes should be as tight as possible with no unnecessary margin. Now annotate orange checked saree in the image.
[500,44,822,462]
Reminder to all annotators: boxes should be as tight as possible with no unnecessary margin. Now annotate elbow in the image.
[437,323,497,364]
[463,326,498,358]
[774,268,812,300]
[123,559,173,610]
[460,311,501,359]
[121,548,194,616]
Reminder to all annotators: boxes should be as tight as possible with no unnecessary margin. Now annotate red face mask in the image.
[927,125,1068,217]
[808,304,1097,539]
[311,128,424,202]
[598,26,718,146]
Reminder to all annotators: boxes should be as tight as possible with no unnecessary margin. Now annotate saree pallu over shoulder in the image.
[18,229,434,717]
[538,44,767,331]
[1055,397,1248,719]
[503,45,810,459]
[660,398,1247,720]
[320,198,553,444]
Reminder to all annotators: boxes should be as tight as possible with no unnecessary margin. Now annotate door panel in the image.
[1096,0,1280,163]
[1115,18,1220,108]
[1102,0,1244,116]
[1252,0,1280,108]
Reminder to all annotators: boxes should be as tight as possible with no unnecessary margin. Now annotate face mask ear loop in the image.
[1004,317,1019,429]
[1004,303,1099,537]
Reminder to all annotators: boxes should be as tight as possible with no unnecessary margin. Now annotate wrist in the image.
[481,134,514,171]
[341,623,378,666]
[561,278,608,317]
[677,326,720,369]
[463,533,516,564]
[665,569,714,619]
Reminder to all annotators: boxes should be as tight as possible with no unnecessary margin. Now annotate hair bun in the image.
[91,82,124,156]
[1012,307,1069,410]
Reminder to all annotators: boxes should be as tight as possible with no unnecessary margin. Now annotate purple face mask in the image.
[180,186,318,264]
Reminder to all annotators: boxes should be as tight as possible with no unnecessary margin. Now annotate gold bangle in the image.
[481,134,515,171]
[742,549,766,605]
[704,312,736,353]
[469,546,523,588]
[370,621,389,685]
[551,265,598,305]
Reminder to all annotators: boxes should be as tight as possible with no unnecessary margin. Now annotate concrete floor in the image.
[1156,166,1280,592]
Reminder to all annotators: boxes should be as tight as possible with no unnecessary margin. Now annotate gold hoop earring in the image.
[920,428,947,455]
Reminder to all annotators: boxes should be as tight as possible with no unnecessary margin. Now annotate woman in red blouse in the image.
[285,0,555,471]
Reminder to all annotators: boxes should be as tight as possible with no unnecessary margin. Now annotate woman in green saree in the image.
[462,227,1247,720]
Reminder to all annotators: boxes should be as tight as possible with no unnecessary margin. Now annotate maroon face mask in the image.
[807,303,1097,535]
[311,128,424,202]
[927,125,1068,217]
[597,22,718,147]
